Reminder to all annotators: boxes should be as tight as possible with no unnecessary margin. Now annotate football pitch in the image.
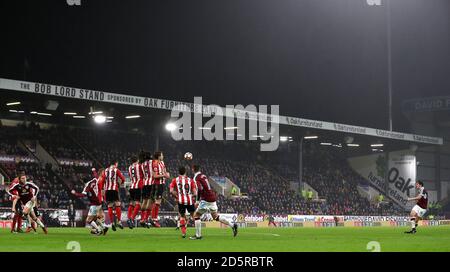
[1,226,450,252]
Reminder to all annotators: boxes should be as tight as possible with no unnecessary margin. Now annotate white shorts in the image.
[24,200,35,211]
[196,200,218,214]
[88,205,101,217]
[412,205,427,218]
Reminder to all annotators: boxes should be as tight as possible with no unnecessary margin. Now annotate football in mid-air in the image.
[184,152,193,160]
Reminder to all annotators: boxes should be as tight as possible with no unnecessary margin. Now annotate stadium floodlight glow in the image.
[30,111,37,114]
[37,112,52,116]
[73,115,86,119]
[6,102,21,106]
[106,116,114,119]
[224,126,239,130]
[64,112,77,115]
[165,122,177,131]
[9,110,18,113]
[93,115,106,124]
[280,136,289,142]
[88,111,103,115]
[320,142,332,146]
[347,143,360,147]
[106,120,113,123]
[198,127,212,130]
[370,144,384,147]
[304,136,318,139]
[125,115,141,119]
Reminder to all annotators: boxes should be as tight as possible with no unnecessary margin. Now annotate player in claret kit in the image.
[190,164,238,240]
[169,166,197,238]
[127,155,144,229]
[8,172,48,234]
[405,180,428,234]
[72,168,108,235]
[100,160,126,231]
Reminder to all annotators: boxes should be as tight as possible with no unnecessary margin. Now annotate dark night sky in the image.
[1,0,449,132]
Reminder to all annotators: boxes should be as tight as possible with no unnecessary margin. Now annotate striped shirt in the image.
[151,160,167,185]
[142,160,152,186]
[128,162,144,189]
[169,175,197,205]
[102,166,125,191]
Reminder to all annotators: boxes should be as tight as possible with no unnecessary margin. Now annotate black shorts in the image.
[105,190,120,202]
[178,204,196,216]
[142,185,152,199]
[129,188,142,201]
[151,184,164,200]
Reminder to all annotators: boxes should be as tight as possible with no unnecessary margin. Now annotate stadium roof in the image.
[0,77,444,150]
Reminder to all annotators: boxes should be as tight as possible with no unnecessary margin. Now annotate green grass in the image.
[1,226,450,252]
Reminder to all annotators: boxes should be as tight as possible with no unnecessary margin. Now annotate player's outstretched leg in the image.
[213,213,238,237]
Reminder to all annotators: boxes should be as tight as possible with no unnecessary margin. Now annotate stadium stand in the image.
[1,123,407,216]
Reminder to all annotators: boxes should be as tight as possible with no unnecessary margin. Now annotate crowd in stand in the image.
[1,123,404,216]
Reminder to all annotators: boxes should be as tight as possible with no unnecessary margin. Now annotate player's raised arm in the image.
[71,190,86,198]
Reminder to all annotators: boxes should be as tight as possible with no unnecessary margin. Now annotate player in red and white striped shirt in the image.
[169,166,197,238]
[99,160,125,231]
[150,151,170,227]
[140,151,153,227]
[126,155,144,229]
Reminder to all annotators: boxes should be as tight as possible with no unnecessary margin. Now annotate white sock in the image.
[177,220,180,228]
[411,219,416,229]
[35,218,45,228]
[90,221,101,232]
[218,217,233,228]
[195,219,202,237]
[96,219,105,229]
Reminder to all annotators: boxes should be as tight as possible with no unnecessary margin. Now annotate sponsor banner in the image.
[57,158,93,167]
[0,155,36,163]
[287,215,344,223]
[421,220,439,227]
[0,78,442,145]
[388,151,416,209]
[236,214,289,223]
[353,221,382,227]
[344,216,410,222]
[402,96,450,112]
[0,208,83,227]
[348,150,416,209]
